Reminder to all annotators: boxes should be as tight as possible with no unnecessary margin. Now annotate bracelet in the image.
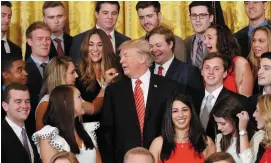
[239,130,247,136]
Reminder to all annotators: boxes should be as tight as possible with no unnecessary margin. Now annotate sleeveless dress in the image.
[159,142,205,163]
[223,56,240,93]
[32,122,99,163]
[259,147,271,163]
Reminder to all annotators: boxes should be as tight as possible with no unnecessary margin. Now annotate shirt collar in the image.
[96,24,115,37]
[155,55,174,74]
[30,55,49,66]
[204,85,223,100]
[2,34,7,42]
[248,20,269,37]
[51,33,64,42]
[131,69,151,87]
[5,116,24,138]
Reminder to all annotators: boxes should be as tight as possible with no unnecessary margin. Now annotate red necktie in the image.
[134,79,145,145]
[54,38,64,56]
[107,34,114,52]
[158,66,163,76]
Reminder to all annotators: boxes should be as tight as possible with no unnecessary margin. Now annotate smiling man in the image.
[70,1,130,65]
[235,1,269,58]
[25,1,73,60]
[136,1,187,62]
[185,1,214,69]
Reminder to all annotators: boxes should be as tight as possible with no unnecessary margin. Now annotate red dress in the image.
[158,142,205,163]
[223,56,240,93]
[260,147,271,163]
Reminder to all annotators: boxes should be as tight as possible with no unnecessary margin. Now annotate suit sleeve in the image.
[98,86,115,163]
[187,65,204,90]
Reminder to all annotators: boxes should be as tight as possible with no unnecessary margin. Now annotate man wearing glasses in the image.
[185,1,214,69]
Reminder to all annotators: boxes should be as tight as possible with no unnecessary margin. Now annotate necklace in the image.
[175,136,189,148]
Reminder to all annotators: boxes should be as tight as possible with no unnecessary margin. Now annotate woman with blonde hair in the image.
[253,94,271,162]
[77,28,120,122]
[50,152,79,163]
[248,25,271,94]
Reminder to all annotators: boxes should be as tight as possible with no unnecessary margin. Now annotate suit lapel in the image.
[165,57,178,78]
[26,57,43,79]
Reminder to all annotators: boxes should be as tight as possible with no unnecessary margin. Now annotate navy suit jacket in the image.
[69,27,130,65]
[98,74,179,163]
[25,33,73,60]
[1,119,40,163]
[1,40,22,60]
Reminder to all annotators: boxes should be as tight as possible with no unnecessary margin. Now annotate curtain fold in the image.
[7,1,271,58]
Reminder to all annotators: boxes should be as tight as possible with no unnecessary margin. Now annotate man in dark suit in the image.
[1,55,28,120]
[2,83,40,163]
[70,1,130,65]
[249,52,271,111]
[1,1,22,60]
[99,39,179,163]
[184,1,213,69]
[199,52,252,141]
[136,1,187,63]
[25,21,51,136]
[235,1,269,58]
[25,1,73,60]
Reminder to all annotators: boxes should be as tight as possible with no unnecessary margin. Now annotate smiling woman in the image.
[149,93,215,163]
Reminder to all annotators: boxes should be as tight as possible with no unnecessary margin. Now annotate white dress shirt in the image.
[200,85,223,117]
[5,117,34,163]
[51,33,65,53]
[131,70,151,107]
[154,55,174,76]
[96,24,116,52]
[2,34,11,53]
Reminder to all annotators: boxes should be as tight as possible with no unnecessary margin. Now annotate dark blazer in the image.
[184,34,209,66]
[25,33,73,60]
[1,40,22,60]
[25,57,43,136]
[198,87,253,141]
[1,119,40,163]
[69,27,130,65]
[98,74,179,163]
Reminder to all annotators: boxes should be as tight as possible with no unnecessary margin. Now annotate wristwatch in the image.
[239,130,247,136]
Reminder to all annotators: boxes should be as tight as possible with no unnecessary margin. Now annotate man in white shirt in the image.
[200,52,250,141]
[1,1,22,60]
[70,1,130,65]
[25,21,51,136]
[1,83,39,163]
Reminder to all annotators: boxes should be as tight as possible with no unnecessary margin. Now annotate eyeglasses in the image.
[190,14,210,20]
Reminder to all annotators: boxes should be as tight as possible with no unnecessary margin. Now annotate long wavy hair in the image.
[160,93,207,162]
[214,96,255,154]
[248,25,271,79]
[207,24,242,74]
[78,28,119,91]
[40,56,73,98]
[258,94,271,147]
[43,85,94,154]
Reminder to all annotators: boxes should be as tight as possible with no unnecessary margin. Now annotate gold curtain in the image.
[8,1,271,58]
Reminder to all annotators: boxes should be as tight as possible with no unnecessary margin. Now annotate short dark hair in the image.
[95,1,120,13]
[147,26,175,52]
[136,1,161,12]
[1,1,12,8]
[1,55,23,73]
[42,1,65,16]
[26,21,51,38]
[261,52,271,60]
[204,152,235,163]
[201,52,229,71]
[3,83,28,103]
[189,1,213,15]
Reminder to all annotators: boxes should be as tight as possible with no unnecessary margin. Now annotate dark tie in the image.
[2,40,6,55]
[54,38,64,56]
[158,66,163,76]
[195,39,203,68]
[134,79,145,145]
[21,128,31,162]
[107,34,114,52]
[40,63,47,70]
[200,94,214,130]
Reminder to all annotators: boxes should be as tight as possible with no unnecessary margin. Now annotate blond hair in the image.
[119,39,153,67]
[124,147,155,163]
[50,152,79,163]
[259,94,271,147]
[248,25,271,78]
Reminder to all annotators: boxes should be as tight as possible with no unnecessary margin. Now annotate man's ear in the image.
[2,101,8,112]
[223,70,227,79]
[95,11,99,19]
[2,71,9,80]
[158,12,162,24]
[209,14,214,24]
[26,38,32,46]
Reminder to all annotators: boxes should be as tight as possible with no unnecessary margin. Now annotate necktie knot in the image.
[108,34,112,40]
[54,38,64,56]
[136,79,142,85]
[158,66,163,76]
[198,39,203,46]
[54,38,61,43]
[206,94,214,102]
[40,63,47,69]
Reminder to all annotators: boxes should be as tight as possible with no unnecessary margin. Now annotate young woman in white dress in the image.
[32,85,102,163]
